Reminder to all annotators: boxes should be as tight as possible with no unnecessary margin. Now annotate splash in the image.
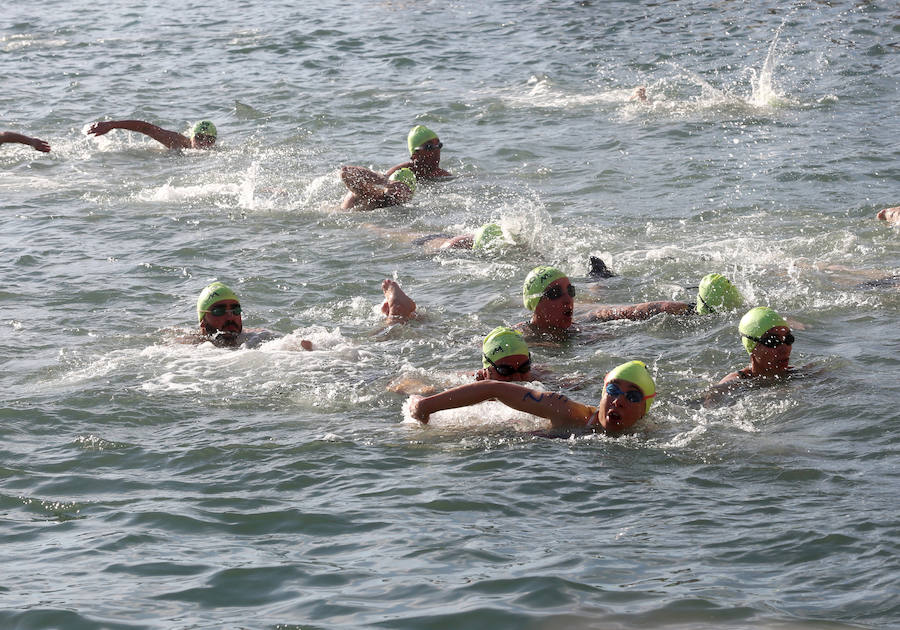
[748,20,787,108]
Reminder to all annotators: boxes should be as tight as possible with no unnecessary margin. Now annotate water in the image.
[2,1,898,628]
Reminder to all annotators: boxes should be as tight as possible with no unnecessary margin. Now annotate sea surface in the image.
[2,1,899,628]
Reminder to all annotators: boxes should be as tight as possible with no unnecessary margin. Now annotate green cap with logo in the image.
[482,326,530,368]
[197,281,238,323]
[407,125,438,155]
[522,265,567,311]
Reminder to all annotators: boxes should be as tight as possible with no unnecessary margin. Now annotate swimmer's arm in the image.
[87,120,191,149]
[583,301,691,322]
[385,161,412,177]
[439,234,474,249]
[409,381,582,428]
[0,131,50,152]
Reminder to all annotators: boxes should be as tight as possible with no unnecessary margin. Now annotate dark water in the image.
[2,1,898,628]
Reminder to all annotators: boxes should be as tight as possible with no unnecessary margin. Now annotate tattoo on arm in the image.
[523,391,569,404]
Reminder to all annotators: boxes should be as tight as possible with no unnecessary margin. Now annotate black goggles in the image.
[483,353,532,376]
[543,284,576,301]
[742,332,794,348]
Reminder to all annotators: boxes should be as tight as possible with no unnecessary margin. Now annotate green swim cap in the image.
[695,273,744,315]
[389,168,417,195]
[472,223,504,250]
[739,306,788,354]
[523,265,567,311]
[192,120,217,138]
[407,125,438,155]
[482,326,530,368]
[604,360,656,414]
[197,281,239,323]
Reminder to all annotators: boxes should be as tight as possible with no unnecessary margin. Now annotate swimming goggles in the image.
[206,304,242,316]
[741,332,794,348]
[605,382,655,404]
[483,353,532,377]
[417,142,443,151]
[543,284,576,301]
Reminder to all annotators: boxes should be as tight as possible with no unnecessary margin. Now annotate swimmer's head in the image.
[739,306,788,354]
[481,326,530,368]
[191,120,218,146]
[695,273,743,315]
[389,168,417,195]
[523,265,567,311]
[603,360,657,416]
[407,125,439,155]
[197,281,239,323]
[472,223,504,251]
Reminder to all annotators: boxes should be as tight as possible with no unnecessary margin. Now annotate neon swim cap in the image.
[472,223,504,250]
[739,307,788,354]
[482,326,529,368]
[192,120,217,138]
[197,282,239,323]
[389,167,417,195]
[407,125,438,155]
[695,273,743,315]
[604,360,656,414]
[522,265,567,311]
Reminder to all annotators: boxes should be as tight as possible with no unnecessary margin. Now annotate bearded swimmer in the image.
[181,282,312,349]
[409,360,656,435]
[87,119,217,150]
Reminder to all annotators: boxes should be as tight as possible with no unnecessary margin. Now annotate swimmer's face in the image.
[191,134,216,149]
[412,137,442,165]
[533,277,575,330]
[485,353,532,382]
[597,378,647,433]
[201,299,242,343]
[750,325,793,374]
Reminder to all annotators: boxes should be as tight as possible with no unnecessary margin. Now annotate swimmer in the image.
[1,131,50,152]
[877,206,900,225]
[340,166,416,211]
[87,119,217,150]
[409,360,656,435]
[387,326,544,395]
[385,125,452,180]
[630,86,649,103]
[475,326,542,382]
[519,266,736,339]
[406,222,509,252]
[717,307,795,384]
[180,281,311,349]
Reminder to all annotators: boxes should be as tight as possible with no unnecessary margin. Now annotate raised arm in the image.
[86,120,191,149]
[0,131,50,152]
[409,380,589,429]
[584,300,692,322]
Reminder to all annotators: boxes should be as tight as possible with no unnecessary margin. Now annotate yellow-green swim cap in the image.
[695,273,743,315]
[522,265,567,311]
[407,125,438,155]
[472,223,504,250]
[191,120,217,138]
[197,282,239,323]
[739,307,788,354]
[481,326,530,368]
[604,360,656,414]
[389,167,417,195]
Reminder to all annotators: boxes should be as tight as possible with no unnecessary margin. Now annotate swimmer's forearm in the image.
[97,120,190,149]
[585,301,690,322]
[418,381,574,424]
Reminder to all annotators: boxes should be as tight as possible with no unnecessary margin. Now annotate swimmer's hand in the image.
[409,395,430,424]
[87,121,116,137]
